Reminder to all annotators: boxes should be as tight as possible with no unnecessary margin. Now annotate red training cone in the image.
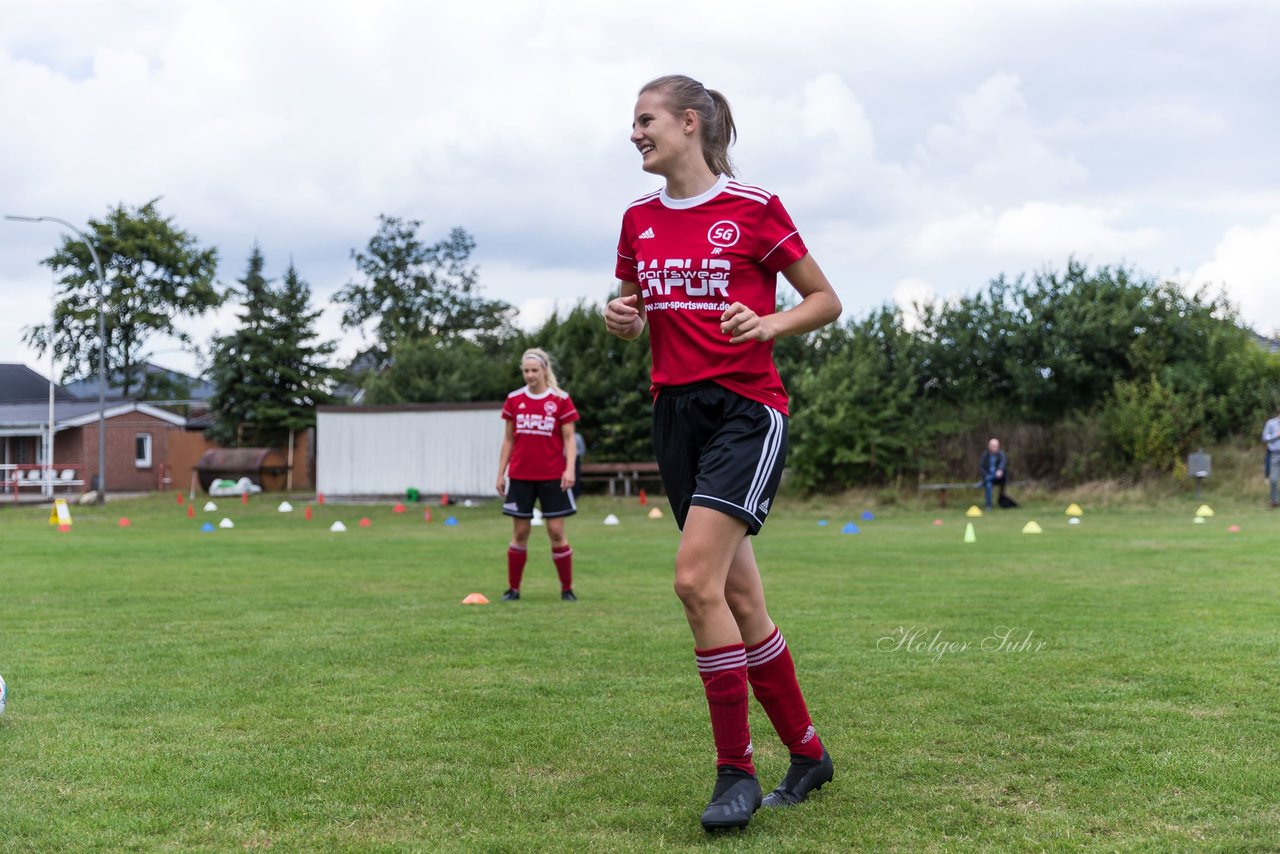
[441,492,450,506]
[638,488,647,505]
[241,491,249,505]
[187,505,196,519]
[317,493,325,505]
[118,518,131,528]
[424,507,432,523]
[392,502,406,513]
[359,517,372,528]
[58,524,70,533]
[304,506,313,521]
[176,493,184,505]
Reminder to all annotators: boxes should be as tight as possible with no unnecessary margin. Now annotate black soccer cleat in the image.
[761,749,834,807]
[561,589,578,602]
[501,588,520,601]
[700,766,762,831]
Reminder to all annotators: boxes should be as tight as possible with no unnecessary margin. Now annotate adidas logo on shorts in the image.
[758,498,771,515]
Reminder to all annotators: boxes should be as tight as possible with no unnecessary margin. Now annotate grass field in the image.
[1,492,1278,852]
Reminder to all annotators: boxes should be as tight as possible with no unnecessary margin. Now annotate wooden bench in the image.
[579,461,661,497]
[918,480,1019,507]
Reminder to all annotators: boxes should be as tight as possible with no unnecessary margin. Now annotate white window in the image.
[135,433,153,469]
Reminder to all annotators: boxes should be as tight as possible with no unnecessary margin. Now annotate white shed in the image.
[317,403,505,498]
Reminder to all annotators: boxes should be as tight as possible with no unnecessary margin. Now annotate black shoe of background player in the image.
[561,589,577,602]
[761,749,834,807]
[501,588,520,601]
[700,766,762,831]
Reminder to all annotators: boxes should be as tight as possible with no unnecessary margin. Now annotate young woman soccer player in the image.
[605,75,843,831]
[495,348,580,601]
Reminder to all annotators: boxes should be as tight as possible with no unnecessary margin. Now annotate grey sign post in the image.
[1187,450,1211,500]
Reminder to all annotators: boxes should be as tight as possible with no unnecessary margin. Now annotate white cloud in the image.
[912,202,1162,262]
[1190,215,1280,336]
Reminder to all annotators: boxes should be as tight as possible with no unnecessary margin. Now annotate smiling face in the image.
[631,88,697,177]
[521,357,548,393]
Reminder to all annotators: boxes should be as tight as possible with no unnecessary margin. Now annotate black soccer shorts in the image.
[502,478,577,519]
[652,381,787,535]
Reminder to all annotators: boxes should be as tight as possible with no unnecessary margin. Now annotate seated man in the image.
[978,438,1008,510]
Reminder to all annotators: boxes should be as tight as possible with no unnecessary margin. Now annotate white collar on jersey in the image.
[659,174,729,210]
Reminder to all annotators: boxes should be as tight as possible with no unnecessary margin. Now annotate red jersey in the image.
[502,386,580,480]
[614,175,808,415]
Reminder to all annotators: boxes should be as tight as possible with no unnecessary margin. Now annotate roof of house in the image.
[63,361,215,401]
[0,363,79,403]
[0,400,187,437]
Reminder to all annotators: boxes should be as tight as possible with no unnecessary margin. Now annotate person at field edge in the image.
[1262,409,1280,508]
[604,74,842,832]
[978,438,1008,510]
[496,348,580,601]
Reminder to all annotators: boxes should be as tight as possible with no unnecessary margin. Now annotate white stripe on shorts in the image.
[744,406,784,514]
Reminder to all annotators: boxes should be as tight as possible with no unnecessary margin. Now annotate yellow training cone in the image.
[963,522,976,544]
[965,505,984,518]
[1022,521,1043,534]
[461,593,490,605]
[1195,504,1214,518]
[1065,503,1083,517]
[647,507,663,519]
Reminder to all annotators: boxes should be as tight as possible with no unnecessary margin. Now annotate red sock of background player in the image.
[551,544,573,591]
[507,544,527,590]
[746,627,824,760]
[695,644,755,774]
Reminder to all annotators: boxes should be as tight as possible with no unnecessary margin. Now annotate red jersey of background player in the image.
[614,174,809,415]
[502,386,580,481]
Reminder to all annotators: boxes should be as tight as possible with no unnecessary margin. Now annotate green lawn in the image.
[1,493,1277,852]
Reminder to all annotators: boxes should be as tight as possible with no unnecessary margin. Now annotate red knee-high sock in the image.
[507,545,527,590]
[551,544,573,591]
[695,643,755,774]
[746,627,823,760]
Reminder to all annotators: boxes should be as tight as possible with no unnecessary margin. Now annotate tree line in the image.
[26,202,1280,489]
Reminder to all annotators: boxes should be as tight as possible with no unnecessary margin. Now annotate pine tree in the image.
[207,246,336,447]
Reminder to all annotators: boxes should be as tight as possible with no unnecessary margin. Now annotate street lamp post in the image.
[5,214,108,505]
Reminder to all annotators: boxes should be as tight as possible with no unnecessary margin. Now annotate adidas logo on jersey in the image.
[638,227,655,239]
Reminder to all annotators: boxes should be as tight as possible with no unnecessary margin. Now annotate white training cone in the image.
[218,517,235,529]
[203,501,218,512]
[277,501,294,513]
[603,514,620,526]
[1193,516,1206,525]
[329,521,347,532]
[1068,517,1081,526]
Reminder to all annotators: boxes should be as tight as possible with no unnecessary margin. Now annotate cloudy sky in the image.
[2,0,1278,381]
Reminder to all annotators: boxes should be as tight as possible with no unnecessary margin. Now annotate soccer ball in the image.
[0,673,6,715]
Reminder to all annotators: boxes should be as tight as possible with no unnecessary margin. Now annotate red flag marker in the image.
[241,491,249,505]
[638,488,647,505]
[317,493,325,505]
[424,507,432,523]
[176,493,184,505]
[187,505,196,519]
[304,506,313,521]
